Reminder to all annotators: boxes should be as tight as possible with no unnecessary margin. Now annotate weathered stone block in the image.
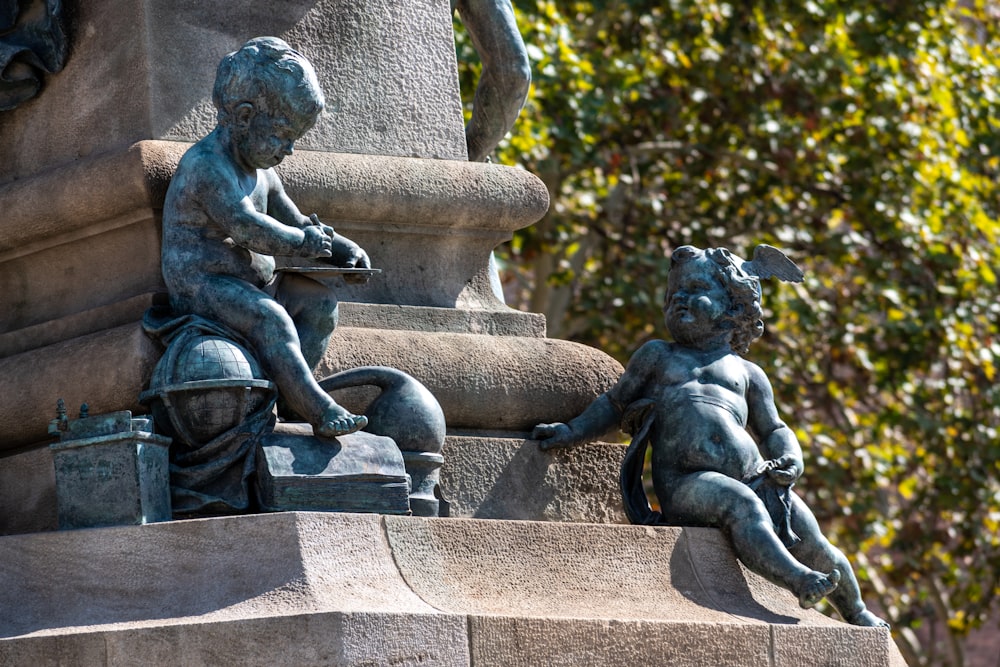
[468,617,771,667]
[0,0,466,183]
[0,513,907,666]
[440,434,628,523]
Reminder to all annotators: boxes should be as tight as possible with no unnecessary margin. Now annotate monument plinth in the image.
[0,512,905,666]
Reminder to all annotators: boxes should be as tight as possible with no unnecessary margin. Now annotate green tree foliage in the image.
[456,2,1000,665]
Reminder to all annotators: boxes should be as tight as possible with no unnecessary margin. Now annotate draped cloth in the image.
[619,398,662,525]
[618,398,801,548]
[143,307,277,518]
[744,467,801,549]
[0,0,68,110]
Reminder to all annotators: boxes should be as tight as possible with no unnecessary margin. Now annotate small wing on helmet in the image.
[743,244,804,283]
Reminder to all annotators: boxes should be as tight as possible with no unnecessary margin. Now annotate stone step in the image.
[0,322,622,453]
[0,432,625,535]
[0,511,905,666]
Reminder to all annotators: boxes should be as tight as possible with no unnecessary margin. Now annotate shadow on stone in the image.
[671,527,801,625]
[0,513,312,638]
[461,437,625,523]
[473,439,557,519]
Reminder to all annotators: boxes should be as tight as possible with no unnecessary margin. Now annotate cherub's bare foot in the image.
[845,608,890,629]
[314,405,368,438]
[796,568,841,609]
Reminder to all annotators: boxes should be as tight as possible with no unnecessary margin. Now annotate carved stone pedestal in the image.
[0,512,906,666]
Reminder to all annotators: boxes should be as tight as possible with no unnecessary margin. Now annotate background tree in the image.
[456,2,1000,665]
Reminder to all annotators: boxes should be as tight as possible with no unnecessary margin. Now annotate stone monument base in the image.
[0,512,905,666]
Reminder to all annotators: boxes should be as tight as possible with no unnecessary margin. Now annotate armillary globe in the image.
[141,335,276,446]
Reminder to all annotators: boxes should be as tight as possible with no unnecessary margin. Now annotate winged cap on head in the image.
[697,244,804,284]
[740,244,804,283]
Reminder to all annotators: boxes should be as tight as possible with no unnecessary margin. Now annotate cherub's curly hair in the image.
[668,246,765,355]
[213,37,324,124]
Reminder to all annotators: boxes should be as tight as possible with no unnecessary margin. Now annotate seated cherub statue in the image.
[161,37,370,439]
[533,244,889,629]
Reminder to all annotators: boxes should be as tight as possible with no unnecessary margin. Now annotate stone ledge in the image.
[0,512,906,666]
[0,141,547,257]
[0,432,625,535]
[338,302,546,338]
[440,434,628,524]
[0,298,545,364]
[0,613,470,667]
[0,293,160,359]
[0,141,549,347]
[0,323,622,453]
[321,327,624,431]
[0,324,159,453]
[277,149,549,232]
[469,617,901,667]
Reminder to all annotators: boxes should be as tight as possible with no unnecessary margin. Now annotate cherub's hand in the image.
[301,225,333,258]
[766,455,803,486]
[532,422,578,451]
[308,214,337,240]
[327,235,372,283]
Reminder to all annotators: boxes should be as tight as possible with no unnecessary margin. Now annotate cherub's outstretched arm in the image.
[533,393,622,450]
[534,340,661,450]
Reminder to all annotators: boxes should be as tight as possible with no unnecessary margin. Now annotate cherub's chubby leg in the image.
[786,494,890,628]
[273,272,338,371]
[189,275,366,438]
[659,471,840,609]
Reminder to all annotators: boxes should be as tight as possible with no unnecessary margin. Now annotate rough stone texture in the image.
[468,618,895,667]
[469,618,772,667]
[383,518,826,624]
[0,142,179,259]
[0,142,549,361]
[338,302,546,338]
[278,143,548,232]
[0,513,434,637]
[440,434,628,523]
[0,324,159,452]
[0,142,178,354]
[772,625,908,667]
[0,512,906,666]
[276,150,550,309]
[0,614,469,667]
[0,0,465,183]
[320,327,624,432]
[0,447,57,534]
